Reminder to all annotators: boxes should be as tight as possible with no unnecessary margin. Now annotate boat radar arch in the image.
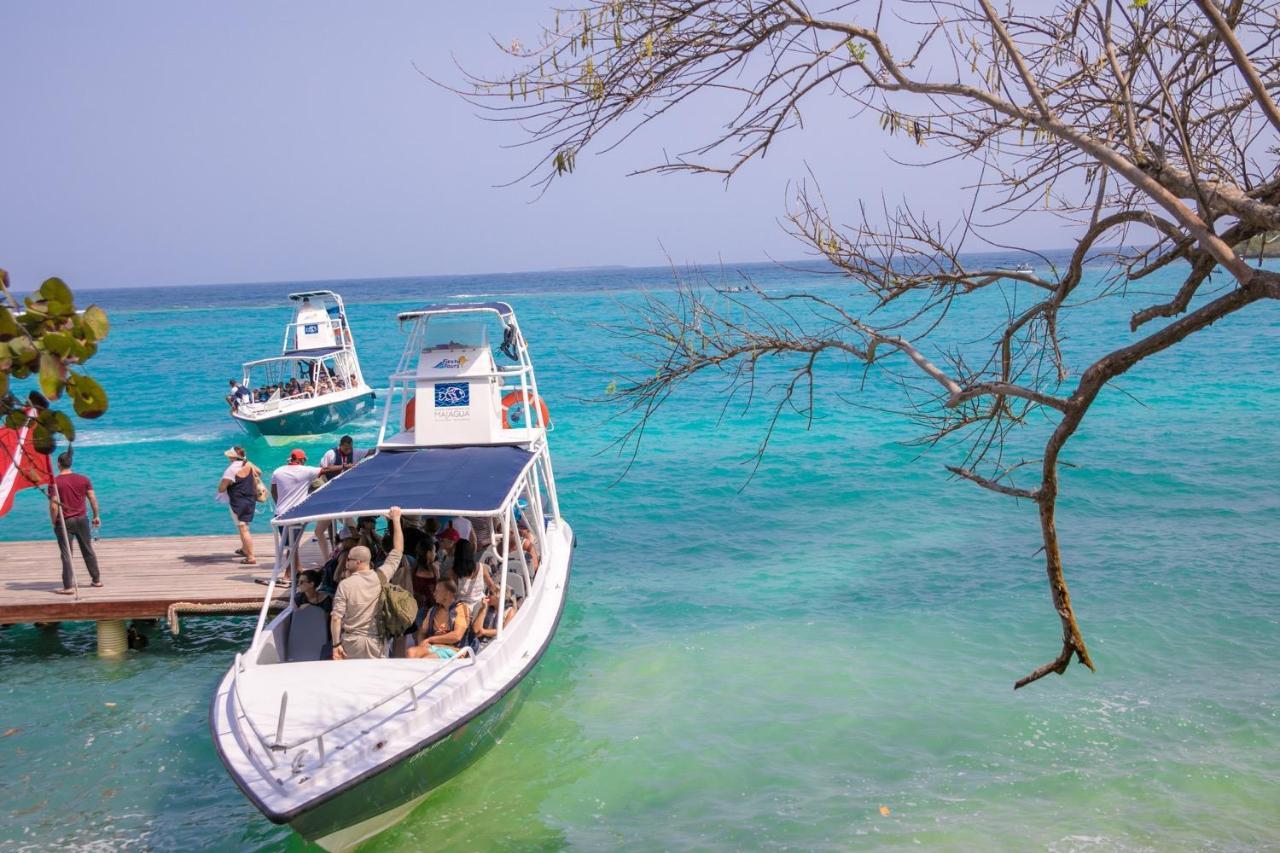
[379,303,549,449]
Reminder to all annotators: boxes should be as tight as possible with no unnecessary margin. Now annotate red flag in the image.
[0,412,54,517]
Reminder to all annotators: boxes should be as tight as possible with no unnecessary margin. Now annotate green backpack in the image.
[377,569,418,638]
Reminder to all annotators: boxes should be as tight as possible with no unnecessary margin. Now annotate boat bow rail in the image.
[228,650,477,775]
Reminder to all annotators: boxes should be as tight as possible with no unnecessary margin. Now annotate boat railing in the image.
[387,365,531,383]
[242,386,355,414]
[229,647,477,774]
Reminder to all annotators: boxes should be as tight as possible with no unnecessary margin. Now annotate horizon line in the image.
[70,246,1093,294]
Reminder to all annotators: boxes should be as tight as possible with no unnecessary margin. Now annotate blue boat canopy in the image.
[398,301,514,321]
[274,446,536,524]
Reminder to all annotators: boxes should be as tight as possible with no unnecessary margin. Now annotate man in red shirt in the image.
[50,452,103,593]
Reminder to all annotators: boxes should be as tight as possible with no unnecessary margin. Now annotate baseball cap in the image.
[289,449,307,462]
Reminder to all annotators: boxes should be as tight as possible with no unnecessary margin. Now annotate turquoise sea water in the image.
[1,258,1278,850]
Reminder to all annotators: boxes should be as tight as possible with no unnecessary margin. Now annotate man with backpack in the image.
[331,506,408,660]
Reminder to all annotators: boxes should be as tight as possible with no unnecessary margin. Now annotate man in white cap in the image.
[271,448,322,582]
[331,507,404,660]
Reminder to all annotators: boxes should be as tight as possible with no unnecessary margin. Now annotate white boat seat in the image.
[285,605,330,662]
[504,571,527,600]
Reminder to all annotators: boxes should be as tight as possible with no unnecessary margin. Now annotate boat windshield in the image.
[422,317,488,350]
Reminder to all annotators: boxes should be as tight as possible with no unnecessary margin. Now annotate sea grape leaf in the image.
[38,353,64,399]
[42,331,74,358]
[8,335,35,363]
[82,305,109,340]
[0,307,16,340]
[52,409,75,441]
[66,373,108,418]
[38,277,73,305]
[30,422,55,454]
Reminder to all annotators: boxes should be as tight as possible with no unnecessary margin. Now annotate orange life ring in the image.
[501,390,550,429]
[404,394,416,430]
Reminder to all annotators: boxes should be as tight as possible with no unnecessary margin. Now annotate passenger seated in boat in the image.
[435,526,459,576]
[447,516,479,549]
[497,527,538,577]
[331,507,404,661]
[451,539,493,613]
[321,534,359,590]
[294,570,332,615]
[411,538,439,604]
[519,522,541,575]
[406,578,470,660]
[471,586,515,649]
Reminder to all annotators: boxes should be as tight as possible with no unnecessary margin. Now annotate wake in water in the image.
[73,427,241,448]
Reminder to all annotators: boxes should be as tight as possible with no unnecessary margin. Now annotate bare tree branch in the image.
[468,0,1280,689]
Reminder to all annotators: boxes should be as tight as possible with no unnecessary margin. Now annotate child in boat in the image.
[407,578,470,660]
[471,586,516,649]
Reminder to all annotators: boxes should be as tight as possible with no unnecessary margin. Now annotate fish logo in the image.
[434,382,469,408]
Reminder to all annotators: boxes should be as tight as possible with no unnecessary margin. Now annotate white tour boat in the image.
[210,302,572,850]
[230,290,375,437]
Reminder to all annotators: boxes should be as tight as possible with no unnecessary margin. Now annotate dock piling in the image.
[96,619,128,657]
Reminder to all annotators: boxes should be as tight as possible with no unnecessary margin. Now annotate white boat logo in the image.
[434,382,469,407]
[433,355,468,370]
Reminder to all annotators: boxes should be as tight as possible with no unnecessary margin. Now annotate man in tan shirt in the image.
[331,506,404,660]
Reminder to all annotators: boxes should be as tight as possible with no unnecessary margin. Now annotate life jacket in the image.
[322,445,354,481]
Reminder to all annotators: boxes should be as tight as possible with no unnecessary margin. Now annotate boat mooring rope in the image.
[166,601,280,635]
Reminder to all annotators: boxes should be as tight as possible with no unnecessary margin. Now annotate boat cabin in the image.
[379,302,550,449]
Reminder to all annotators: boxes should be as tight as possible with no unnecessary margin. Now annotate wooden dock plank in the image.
[0,534,325,624]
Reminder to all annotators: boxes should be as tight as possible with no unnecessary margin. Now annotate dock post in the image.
[96,620,128,657]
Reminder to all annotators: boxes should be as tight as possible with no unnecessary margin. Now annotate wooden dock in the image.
[0,534,307,625]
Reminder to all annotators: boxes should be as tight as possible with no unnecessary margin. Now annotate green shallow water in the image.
[1,260,1278,849]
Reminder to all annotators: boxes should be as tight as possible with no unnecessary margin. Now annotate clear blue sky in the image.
[1,2,1062,290]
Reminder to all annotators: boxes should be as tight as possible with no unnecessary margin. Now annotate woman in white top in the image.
[450,539,493,612]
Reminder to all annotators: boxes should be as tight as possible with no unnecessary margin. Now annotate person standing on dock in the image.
[313,436,366,561]
[331,506,404,660]
[50,452,102,594]
[218,447,260,564]
[271,449,322,582]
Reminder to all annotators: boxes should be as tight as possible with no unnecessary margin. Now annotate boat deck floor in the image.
[237,657,454,746]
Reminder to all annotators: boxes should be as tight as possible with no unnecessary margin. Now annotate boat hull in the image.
[232,392,375,438]
[293,675,533,851]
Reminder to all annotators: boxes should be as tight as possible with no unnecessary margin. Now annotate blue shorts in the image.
[432,647,459,660]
